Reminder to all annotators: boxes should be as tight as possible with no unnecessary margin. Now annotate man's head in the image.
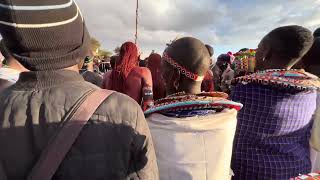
[139,60,148,67]
[255,25,313,71]
[217,53,232,72]
[301,37,320,76]
[116,42,138,77]
[147,53,161,71]
[205,45,214,57]
[110,56,118,69]
[161,37,211,95]
[314,28,320,38]
[0,0,90,71]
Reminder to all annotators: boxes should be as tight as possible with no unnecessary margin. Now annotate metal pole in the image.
[135,0,139,44]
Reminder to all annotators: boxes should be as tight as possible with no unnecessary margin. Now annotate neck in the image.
[179,83,202,94]
[166,81,202,95]
[265,56,297,70]
[87,62,94,72]
[65,64,80,72]
[6,59,29,72]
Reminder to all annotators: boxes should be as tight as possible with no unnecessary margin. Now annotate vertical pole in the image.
[135,0,139,44]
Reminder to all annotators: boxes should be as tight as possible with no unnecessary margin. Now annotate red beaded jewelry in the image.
[162,52,204,82]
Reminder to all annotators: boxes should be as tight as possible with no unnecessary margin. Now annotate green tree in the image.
[90,38,101,53]
[98,49,112,58]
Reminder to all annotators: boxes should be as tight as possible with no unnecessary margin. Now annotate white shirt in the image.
[0,67,20,83]
[147,109,238,180]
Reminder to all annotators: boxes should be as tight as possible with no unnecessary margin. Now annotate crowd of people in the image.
[0,0,319,180]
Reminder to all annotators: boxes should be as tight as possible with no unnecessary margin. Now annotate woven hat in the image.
[0,0,90,71]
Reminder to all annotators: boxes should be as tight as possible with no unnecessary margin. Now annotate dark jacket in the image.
[0,70,158,180]
[81,70,103,87]
[0,79,12,91]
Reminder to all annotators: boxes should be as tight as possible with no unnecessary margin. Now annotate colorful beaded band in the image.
[162,52,204,82]
[233,69,320,91]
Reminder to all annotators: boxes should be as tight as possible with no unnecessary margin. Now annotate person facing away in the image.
[314,27,320,38]
[147,53,166,101]
[231,25,318,180]
[145,37,243,180]
[103,42,154,111]
[80,55,104,87]
[0,41,29,90]
[301,37,320,171]
[0,1,159,179]
[213,53,234,93]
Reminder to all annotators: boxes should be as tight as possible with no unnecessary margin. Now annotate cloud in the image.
[77,0,320,57]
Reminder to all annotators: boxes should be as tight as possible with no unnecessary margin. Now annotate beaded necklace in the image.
[233,69,320,91]
[145,91,243,116]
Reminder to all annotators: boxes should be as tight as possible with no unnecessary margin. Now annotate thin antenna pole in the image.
[135,0,139,44]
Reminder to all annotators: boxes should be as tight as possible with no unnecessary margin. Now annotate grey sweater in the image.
[0,70,158,180]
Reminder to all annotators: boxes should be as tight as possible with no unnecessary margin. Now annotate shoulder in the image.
[132,67,152,79]
[133,67,151,73]
[94,91,143,129]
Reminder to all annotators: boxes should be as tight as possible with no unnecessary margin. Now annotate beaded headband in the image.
[162,52,204,82]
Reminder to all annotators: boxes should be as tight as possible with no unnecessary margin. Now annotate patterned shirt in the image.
[231,83,317,180]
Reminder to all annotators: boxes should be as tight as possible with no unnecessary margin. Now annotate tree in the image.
[114,46,121,55]
[90,38,101,53]
[98,49,113,58]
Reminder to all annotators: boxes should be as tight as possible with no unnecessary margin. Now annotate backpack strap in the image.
[27,89,114,180]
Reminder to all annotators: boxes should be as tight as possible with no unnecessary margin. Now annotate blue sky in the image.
[78,0,320,58]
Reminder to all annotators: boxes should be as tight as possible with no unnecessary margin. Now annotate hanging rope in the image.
[135,0,139,44]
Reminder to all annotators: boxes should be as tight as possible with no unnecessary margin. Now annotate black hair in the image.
[139,60,147,67]
[110,56,117,69]
[263,25,313,64]
[239,48,249,52]
[314,28,320,38]
[165,37,211,77]
[205,44,214,57]
[302,37,320,67]
[217,54,231,72]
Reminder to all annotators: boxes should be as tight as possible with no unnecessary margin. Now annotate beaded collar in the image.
[233,69,320,91]
[162,52,204,82]
[293,172,320,180]
[144,91,243,116]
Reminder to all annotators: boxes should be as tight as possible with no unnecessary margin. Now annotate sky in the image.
[77,0,320,58]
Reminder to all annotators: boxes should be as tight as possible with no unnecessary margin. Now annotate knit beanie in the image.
[0,0,90,71]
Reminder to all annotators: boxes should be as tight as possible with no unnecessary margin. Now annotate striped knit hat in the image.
[0,0,90,71]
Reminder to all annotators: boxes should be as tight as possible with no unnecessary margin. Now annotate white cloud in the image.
[77,0,320,56]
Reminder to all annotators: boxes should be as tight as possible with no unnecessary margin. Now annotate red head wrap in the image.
[147,53,166,100]
[109,42,138,92]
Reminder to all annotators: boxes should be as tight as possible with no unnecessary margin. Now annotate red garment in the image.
[108,42,138,92]
[201,71,214,92]
[147,53,166,100]
[105,42,154,110]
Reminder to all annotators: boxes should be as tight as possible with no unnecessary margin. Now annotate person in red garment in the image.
[147,53,166,100]
[103,42,153,110]
[201,44,215,92]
